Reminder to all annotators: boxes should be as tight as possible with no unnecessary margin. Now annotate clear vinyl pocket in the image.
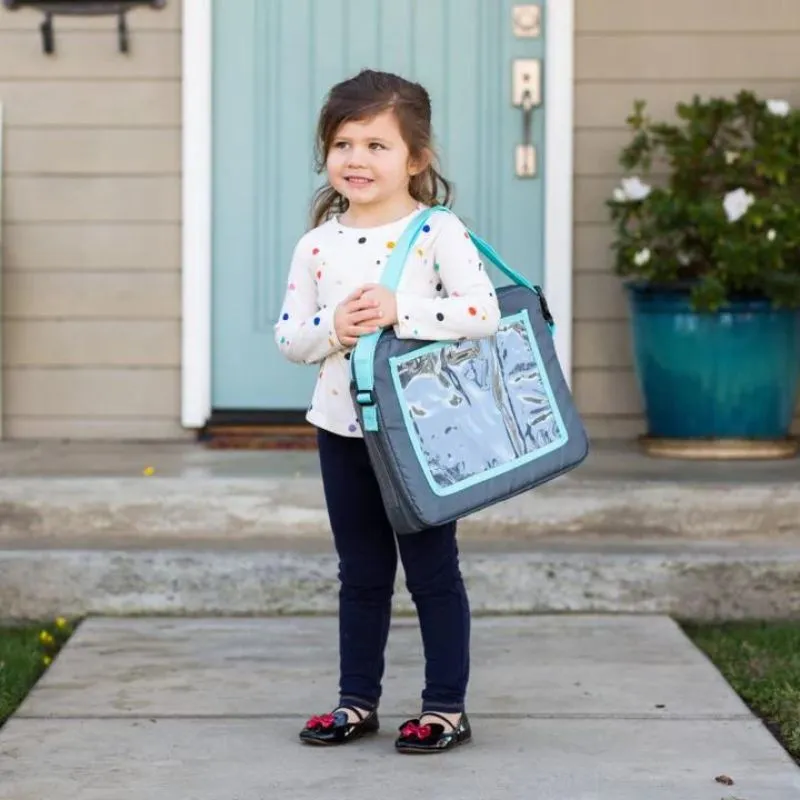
[388,310,569,498]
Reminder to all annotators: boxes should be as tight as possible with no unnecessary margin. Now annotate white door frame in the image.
[181,0,575,427]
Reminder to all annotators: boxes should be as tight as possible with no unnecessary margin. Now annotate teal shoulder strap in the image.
[351,205,553,432]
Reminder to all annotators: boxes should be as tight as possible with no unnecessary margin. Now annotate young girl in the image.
[274,69,500,754]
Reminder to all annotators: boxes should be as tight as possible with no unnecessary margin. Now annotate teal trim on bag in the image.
[387,310,569,497]
[352,205,554,433]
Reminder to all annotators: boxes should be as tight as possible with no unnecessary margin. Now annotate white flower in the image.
[767,99,790,117]
[767,229,777,242]
[677,251,692,266]
[723,188,755,223]
[620,176,652,201]
[612,188,627,203]
[724,151,740,165]
[633,248,651,267]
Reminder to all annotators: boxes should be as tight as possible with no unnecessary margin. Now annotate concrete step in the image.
[1,472,799,546]
[3,537,800,621]
[1,441,799,620]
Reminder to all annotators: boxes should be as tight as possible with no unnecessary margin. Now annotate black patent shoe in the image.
[298,705,379,746]
[395,711,472,754]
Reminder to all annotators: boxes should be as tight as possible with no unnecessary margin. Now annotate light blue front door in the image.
[212,0,547,412]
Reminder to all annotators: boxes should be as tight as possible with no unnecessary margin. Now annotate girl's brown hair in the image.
[310,69,452,228]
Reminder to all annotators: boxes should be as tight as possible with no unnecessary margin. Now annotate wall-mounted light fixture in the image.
[2,1,166,54]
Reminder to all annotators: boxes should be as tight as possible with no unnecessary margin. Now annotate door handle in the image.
[512,59,541,177]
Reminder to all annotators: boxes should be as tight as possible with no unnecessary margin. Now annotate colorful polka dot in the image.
[464,232,469,238]
[288,282,296,290]
[312,247,320,255]
[348,423,358,433]
[386,241,396,249]
[282,312,289,320]
[468,307,477,316]
[423,224,431,233]
[436,312,445,321]
[434,263,440,271]
[358,236,367,244]
[345,352,351,360]
[417,248,424,257]
[435,283,442,292]
[313,317,321,326]
[316,270,322,279]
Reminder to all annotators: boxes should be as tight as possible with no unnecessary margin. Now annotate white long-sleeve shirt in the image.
[274,206,501,437]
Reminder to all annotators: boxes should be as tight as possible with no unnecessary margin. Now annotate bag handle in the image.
[378,205,536,292]
[351,205,551,433]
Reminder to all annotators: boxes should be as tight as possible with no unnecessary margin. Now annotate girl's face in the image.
[326,110,423,214]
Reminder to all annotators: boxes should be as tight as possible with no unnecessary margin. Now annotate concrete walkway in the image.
[1,615,798,798]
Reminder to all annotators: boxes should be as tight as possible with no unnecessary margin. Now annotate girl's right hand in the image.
[334,287,382,347]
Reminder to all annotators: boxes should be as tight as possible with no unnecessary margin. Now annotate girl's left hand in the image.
[359,284,398,327]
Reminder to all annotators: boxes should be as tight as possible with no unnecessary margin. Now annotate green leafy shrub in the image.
[608,91,800,311]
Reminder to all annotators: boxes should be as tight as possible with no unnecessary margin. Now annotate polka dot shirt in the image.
[274,206,501,438]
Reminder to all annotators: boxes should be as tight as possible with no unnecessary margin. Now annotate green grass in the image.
[0,619,75,727]
[683,620,800,761]
[0,626,48,726]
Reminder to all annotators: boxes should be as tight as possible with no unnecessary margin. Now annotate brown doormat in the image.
[201,424,318,450]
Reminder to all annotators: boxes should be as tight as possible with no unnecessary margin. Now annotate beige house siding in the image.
[2,1,799,440]
[574,0,800,438]
[0,1,185,439]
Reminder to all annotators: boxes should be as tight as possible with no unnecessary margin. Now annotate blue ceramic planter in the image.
[626,285,800,439]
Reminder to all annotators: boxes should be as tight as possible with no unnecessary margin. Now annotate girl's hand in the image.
[334,287,382,347]
[359,284,398,328]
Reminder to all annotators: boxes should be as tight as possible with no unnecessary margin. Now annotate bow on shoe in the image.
[306,713,336,730]
[401,721,432,740]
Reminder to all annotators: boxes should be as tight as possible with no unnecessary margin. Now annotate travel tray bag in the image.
[350,205,589,535]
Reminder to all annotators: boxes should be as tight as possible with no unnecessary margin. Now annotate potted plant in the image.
[608,91,800,459]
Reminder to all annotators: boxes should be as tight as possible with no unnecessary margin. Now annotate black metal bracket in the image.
[3,1,166,54]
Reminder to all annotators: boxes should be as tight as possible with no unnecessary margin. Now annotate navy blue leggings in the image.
[317,428,470,713]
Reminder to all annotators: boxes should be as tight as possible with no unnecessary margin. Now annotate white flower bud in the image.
[767,99,790,117]
[723,188,755,223]
[620,177,652,202]
[633,248,651,267]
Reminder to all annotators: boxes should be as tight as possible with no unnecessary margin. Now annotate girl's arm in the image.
[274,240,341,364]
[394,213,501,341]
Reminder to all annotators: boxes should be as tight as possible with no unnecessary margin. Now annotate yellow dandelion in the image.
[55,617,68,629]
[39,631,52,645]
[142,466,155,477]
[43,656,52,666]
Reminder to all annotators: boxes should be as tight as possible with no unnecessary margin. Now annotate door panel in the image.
[212,0,547,410]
